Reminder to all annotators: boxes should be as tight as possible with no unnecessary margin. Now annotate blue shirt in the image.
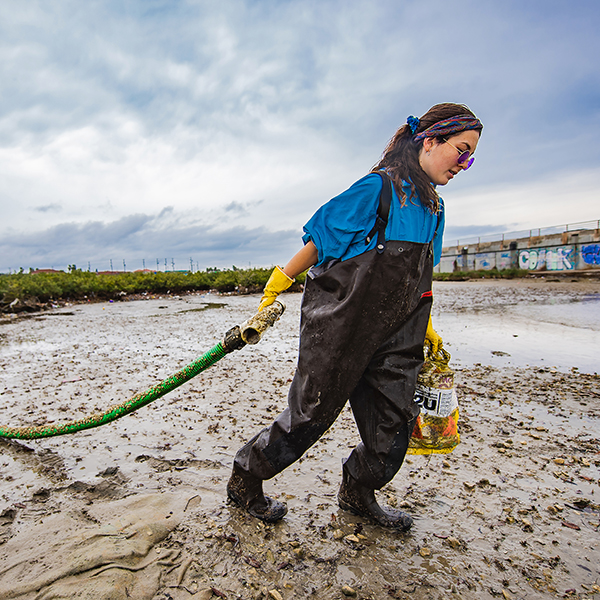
[302,173,445,267]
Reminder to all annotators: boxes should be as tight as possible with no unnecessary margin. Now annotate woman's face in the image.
[418,130,480,186]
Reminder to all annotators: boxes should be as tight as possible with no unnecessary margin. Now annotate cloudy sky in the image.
[1,0,598,272]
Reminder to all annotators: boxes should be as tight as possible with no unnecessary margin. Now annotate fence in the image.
[444,219,600,249]
[4,258,217,276]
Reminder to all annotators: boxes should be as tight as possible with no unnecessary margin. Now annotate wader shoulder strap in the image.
[365,171,392,254]
[428,204,442,260]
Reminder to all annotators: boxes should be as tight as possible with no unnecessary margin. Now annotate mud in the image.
[0,280,599,599]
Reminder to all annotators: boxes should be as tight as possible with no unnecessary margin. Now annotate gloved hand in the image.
[425,315,443,354]
[258,266,294,312]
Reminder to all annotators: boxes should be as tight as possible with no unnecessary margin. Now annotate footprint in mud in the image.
[135,454,225,472]
[20,468,133,508]
[97,465,130,485]
[66,467,132,501]
[67,480,132,501]
[0,507,17,545]
[0,439,68,482]
[36,449,69,481]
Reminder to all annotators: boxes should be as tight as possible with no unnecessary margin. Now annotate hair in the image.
[372,103,482,213]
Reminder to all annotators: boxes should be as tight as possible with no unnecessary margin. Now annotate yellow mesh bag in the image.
[408,347,460,455]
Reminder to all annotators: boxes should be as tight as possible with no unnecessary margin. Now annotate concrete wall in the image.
[436,228,600,273]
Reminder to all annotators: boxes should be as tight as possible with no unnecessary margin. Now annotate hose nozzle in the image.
[240,300,285,345]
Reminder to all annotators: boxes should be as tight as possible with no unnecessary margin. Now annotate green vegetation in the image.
[433,268,529,281]
[1,266,533,311]
[0,267,307,310]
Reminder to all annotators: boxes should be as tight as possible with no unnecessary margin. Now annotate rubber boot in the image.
[338,468,413,531]
[227,464,287,523]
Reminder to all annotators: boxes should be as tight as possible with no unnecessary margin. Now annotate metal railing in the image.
[445,219,600,249]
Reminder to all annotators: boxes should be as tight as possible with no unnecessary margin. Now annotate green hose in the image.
[0,301,285,440]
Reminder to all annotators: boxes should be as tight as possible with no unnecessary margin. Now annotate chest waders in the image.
[229,173,436,527]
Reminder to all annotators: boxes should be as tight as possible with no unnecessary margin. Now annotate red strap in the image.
[421,290,433,298]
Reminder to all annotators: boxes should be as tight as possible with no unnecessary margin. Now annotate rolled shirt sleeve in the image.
[302,174,382,266]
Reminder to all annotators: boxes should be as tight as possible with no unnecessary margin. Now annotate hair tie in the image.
[406,115,420,135]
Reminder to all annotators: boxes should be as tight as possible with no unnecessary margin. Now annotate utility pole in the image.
[110,259,113,271]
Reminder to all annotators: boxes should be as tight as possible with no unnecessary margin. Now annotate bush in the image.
[0,266,308,311]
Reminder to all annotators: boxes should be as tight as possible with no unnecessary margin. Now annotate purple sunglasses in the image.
[444,139,475,170]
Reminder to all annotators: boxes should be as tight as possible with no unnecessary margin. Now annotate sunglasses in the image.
[444,139,475,170]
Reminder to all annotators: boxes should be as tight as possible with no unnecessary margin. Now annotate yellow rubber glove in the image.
[258,266,294,312]
[425,315,443,355]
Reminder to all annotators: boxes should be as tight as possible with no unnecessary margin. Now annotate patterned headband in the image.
[412,115,483,142]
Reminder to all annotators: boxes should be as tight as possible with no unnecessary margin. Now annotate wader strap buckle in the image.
[365,171,392,254]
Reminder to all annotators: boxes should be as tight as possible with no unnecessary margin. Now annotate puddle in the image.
[177,303,227,314]
[432,281,600,373]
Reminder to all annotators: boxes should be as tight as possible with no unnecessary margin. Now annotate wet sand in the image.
[0,280,599,599]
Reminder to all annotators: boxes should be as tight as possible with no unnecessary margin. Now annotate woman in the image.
[227,103,483,530]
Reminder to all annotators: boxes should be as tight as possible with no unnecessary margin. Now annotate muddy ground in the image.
[0,279,599,600]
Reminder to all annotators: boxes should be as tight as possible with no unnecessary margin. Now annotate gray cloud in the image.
[223,201,249,215]
[0,210,301,272]
[33,203,62,213]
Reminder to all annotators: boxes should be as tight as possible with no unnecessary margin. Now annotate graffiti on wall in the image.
[497,252,513,270]
[475,253,495,270]
[518,246,574,271]
[582,244,600,265]
[439,240,600,273]
[474,252,515,270]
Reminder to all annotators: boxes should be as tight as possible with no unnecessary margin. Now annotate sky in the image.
[1,0,599,273]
